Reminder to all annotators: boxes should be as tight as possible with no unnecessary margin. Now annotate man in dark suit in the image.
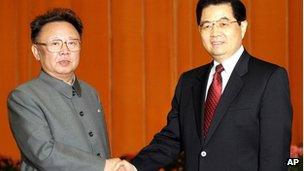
[131,0,292,170]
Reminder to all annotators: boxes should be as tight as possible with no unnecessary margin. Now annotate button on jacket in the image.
[8,71,110,171]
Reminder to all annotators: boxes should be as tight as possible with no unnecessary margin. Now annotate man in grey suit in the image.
[7,8,134,171]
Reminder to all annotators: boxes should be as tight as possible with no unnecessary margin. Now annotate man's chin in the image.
[210,53,229,62]
[211,49,225,55]
[211,51,225,57]
[55,69,74,76]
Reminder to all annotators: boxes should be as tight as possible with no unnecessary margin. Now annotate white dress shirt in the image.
[205,45,244,100]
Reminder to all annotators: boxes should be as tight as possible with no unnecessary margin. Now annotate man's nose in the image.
[62,42,70,50]
[210,23,221,36]
[60,42,71,52]
[59,42,71,55]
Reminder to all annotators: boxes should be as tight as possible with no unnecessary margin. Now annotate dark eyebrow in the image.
[200,16,231,25]
[49,38,79,42]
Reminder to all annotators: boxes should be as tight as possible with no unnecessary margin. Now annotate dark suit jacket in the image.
[131,50,292,171]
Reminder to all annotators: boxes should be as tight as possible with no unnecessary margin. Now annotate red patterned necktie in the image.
[203,64,224,137]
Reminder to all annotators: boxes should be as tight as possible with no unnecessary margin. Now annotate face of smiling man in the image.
[31,21,81,83]
[199,3,247,63]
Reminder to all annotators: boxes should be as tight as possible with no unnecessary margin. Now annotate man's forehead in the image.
[201,3,234,21]
[37,21,80,40]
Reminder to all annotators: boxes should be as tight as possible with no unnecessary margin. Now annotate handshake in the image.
[105,158,137,171]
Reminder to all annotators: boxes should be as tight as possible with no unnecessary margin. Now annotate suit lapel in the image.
[192,63,212,143]
[204,51,250,145]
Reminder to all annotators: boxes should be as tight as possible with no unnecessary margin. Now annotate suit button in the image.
[89,131,94,137]
[97,153,101,157]
[79,111,84,116]
[201,151,207,157]
[72,90,76,96]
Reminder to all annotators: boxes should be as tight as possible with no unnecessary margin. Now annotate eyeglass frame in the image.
[34,38,81,53]
[199,17,239,31]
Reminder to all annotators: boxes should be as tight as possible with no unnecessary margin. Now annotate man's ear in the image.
[240,20,248,39]
[31,45,41,61]
[198,24,202,34]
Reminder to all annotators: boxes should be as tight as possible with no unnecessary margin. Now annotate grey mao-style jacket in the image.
[8,71,110,171]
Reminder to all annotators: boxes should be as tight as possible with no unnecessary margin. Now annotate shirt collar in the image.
[38,70,81,98]
[213,45,244,74]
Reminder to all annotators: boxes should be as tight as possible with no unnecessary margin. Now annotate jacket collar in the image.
[203,49,250,145]
[38,70,81,98]
[192,49,250,144]
[192,63,213,142]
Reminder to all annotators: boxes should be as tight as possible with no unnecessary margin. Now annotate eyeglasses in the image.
[35,39,81,52]
[199,18,238,31]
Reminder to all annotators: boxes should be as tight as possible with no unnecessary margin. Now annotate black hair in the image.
[196,0,246,25]
[30,8,83,42]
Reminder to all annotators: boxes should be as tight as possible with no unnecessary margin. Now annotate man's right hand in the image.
[105,158,122,171]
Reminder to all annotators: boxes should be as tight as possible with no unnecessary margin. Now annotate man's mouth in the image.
[211,41,224,46]
[58,60,71,66]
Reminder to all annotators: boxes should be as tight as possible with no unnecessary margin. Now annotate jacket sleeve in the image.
[7,89,105,171]
[259,67,292,171]
[131,74,185,171]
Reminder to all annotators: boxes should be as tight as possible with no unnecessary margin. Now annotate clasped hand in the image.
[105,158,136,171]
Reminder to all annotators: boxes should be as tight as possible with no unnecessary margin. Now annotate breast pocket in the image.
[229,108,258,127]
